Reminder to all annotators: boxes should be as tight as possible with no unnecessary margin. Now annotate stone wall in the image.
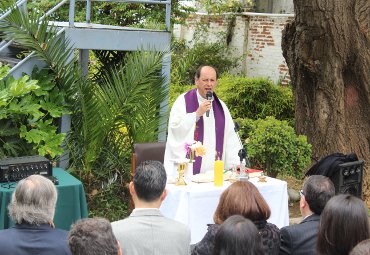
[173,12,294,84]
[255,0,294,14]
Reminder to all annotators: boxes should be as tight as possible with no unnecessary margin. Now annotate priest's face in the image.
[195,66,217,98]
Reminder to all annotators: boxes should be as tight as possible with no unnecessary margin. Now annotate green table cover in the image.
[0,168,88,230]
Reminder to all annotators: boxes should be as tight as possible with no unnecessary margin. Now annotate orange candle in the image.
[214,160,224,186]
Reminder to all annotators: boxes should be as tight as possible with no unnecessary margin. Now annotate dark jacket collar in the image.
[301,214,320,224]
[15,222,53,230]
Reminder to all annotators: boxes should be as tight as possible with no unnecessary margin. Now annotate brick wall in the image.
[173,12,294,84]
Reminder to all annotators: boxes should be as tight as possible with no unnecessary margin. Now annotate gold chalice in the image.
[176,162,187,186]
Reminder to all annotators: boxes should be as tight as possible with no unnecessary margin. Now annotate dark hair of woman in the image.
[213,215,264,255]
[316,194,370,255]
[213,181,271,225]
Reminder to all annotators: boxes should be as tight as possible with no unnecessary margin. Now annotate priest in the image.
[164,65,241,180]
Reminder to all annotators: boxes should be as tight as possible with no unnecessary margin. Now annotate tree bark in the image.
[282,0,370,206]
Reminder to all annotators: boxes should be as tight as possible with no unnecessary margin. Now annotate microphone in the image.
[234,122,250,168]
[206,91,213,117]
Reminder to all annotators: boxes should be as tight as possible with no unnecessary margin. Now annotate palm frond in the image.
[0,5,80,98]
[89,49,168,146]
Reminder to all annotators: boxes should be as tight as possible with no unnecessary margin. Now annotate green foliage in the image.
[199,0,243,14]
[1,4,170,221]
[67,49,167,220]
[216,74,294,123]
[245,116,312,179]
[0,64,67,159]
[87,182,130,221]
[27,0,190,27]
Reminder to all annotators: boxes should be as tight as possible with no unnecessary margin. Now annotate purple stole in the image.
[184,89,225,174]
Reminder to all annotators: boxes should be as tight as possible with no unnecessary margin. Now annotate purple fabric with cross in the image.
[184,88,225,174]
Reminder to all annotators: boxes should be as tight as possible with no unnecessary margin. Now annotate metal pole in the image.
[69,0,76,27]
[86,0,91,23]
[165,1,171,31]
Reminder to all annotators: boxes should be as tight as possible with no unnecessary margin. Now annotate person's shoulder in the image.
[171,91,188,108]
[0,228,14,240]
[265,222,279,230]
[175,91,189,100]
[51,228,69,236]
[111,217,131,228]
[281,217,319,235]
[207,223,220,232]
[164,217,190,231]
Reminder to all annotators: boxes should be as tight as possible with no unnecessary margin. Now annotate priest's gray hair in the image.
[8,175,57,225]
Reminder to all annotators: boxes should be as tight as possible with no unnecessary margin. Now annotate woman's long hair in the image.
[214,215,264,255]
[316,194,370,255]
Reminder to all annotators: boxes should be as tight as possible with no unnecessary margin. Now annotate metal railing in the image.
[0,0,171,74]
[72,0,171,31]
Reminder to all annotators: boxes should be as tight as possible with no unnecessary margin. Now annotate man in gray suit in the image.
[279,175,335,255]
[112,160,191,255]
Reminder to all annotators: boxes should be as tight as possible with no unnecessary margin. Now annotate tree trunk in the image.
[282,0,370,206]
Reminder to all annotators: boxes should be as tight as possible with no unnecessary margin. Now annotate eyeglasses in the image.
[299,190,304,196]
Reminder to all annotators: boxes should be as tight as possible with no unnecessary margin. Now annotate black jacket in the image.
[279,214,320,255]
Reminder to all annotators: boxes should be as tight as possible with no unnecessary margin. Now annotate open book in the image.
[245,168,264,178]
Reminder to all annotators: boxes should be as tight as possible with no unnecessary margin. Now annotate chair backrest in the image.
[131,142,166,177]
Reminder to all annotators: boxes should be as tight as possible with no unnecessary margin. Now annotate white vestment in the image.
[164,89,241,180]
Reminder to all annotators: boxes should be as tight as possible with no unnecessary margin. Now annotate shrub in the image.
[0,64,67,159]
[215,74,294,124]
[245,116,312,179]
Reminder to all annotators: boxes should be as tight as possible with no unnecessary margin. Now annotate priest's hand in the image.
[196,100,212,118]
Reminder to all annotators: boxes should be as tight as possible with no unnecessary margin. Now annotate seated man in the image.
[112,160,191,255]
[0,175,71,255]
[69,217,121,255]
[279,175,335,255]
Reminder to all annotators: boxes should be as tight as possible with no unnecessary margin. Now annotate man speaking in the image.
[164,65,241,180]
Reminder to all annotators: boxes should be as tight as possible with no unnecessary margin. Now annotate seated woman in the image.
[214,215,264,255]
[316,194,370,255]
[191,181,280,255]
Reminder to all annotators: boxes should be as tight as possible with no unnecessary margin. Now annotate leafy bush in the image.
[216,74,294,123]
[0,64,67,159]
[245,116,312,179]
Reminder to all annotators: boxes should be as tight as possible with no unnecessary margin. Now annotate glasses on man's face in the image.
[299,190,304,197]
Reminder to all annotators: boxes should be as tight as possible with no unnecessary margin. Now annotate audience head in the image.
[132,160,167,203]
[8,174,57,225]
[316,194,370,255]
[214,215,264,255]
[301,175,335,215]
[213,181,270,224]
[349,239,370,255]
[69,217,121,255]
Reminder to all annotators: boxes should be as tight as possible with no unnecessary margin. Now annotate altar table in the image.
[0,168,88,230]
[160,177,289,244]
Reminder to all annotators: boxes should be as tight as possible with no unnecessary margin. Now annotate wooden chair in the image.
[131,142,166,177]
[130,142,166,210]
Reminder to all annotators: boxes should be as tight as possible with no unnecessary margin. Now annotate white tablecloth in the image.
[160,177,289,244]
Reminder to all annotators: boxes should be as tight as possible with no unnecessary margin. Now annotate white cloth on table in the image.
[160,177,289,244]
[164,89,241,180]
